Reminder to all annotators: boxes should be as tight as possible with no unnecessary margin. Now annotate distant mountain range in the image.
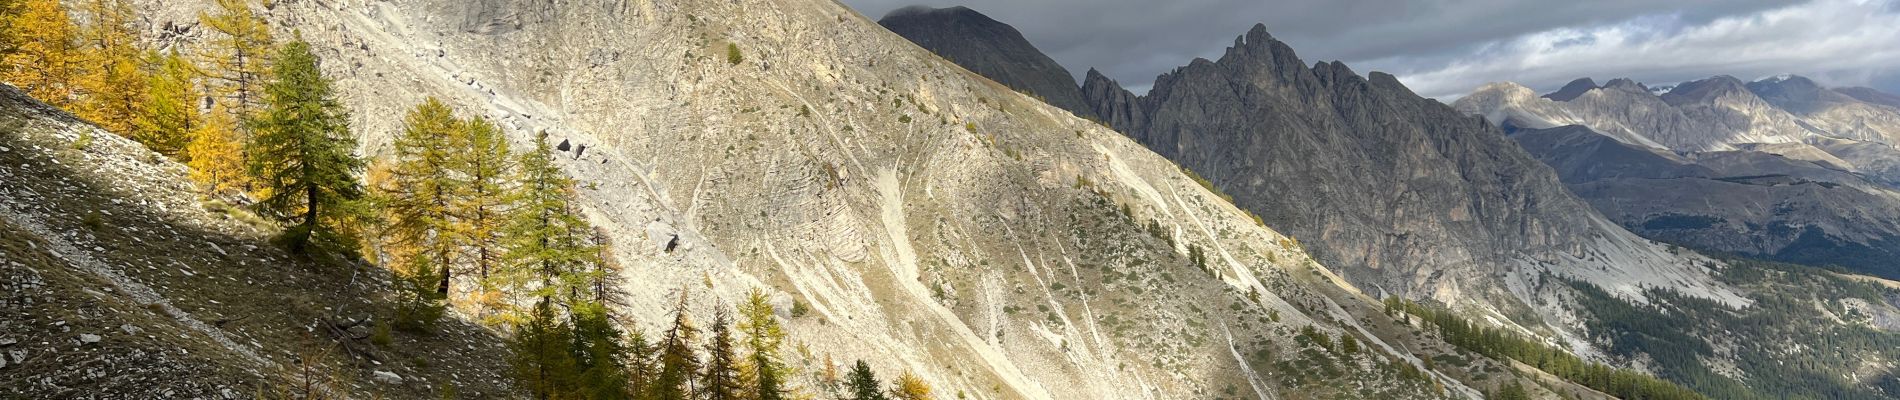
[1458,75,1900,277]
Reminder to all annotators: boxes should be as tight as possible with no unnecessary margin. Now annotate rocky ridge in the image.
[1075,25,1743,344]
[878,6,1098,120]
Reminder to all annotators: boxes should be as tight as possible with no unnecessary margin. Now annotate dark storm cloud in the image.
[842,0,1900,98]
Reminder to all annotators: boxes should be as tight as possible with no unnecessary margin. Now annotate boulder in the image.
[373,370,403,384]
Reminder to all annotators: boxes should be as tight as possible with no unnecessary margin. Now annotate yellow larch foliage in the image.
[187,109,247,196]
[198,0,273,119]
[73,0,149,138]
[1,0,86,108]
[893,371,933,400]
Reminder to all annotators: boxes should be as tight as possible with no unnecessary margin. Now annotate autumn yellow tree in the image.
[188,110,247,195]
[456,116,514,304]
[74,0,149,137]
[199,0,273,119]
[137,49,202,159]
[892,371,932,400]
[1,0,86,108]
[0,0,23,55]
[380,97,466,297]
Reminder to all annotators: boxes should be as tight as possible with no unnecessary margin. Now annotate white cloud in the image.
[1381,0,1900,99]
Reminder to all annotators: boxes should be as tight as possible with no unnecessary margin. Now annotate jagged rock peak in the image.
[1081,67,1147,132]
[1543,77,1599,101]
[1661,75,1749,105]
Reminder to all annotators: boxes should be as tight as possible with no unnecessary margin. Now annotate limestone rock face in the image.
[1084,24,1741,323]
[878,6,1097,120]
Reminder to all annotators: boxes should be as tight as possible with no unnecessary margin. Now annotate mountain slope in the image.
[877,6,1097,120]
[0,84,515,398]
[1077,25,1741,329]
[1509,124,1900,277]
[105,0,1597,397]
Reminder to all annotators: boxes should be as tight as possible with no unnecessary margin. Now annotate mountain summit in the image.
[878,6,1098,119]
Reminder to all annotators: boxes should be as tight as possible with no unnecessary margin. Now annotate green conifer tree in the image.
[652,292,701,400]
[501,132,598,304]
[701,309,742,400]
[509,300,579,400]
[457,116,513,294]
[571,301,633,400]
[739,289,789,400]
[246,38,365,254]
[137,49,202,159]
[847,360,889,400]
[380,97,466,294]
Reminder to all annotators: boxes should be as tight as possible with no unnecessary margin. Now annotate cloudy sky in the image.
[841,0,1900,99]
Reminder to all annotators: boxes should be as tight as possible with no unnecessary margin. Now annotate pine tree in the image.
[188,109,247,195]
[2,0,85,108]
[846,360,889,400]
[652,292,701,400]
[509,300,579,400]
[501,132,597,304]
[738,289,789,400]
[380,97,466,296]
[138,49,201,160]
[74,0,147,137]
[892,371,932,400]
[571,301,633,400]
[247,39,365,254]
[701,309,742,400]
[198,0,272,119]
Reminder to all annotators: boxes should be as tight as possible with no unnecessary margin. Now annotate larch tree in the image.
[138,49,202,159]
[500,132,597,305]
[625,328,659,400]
[508,299,579,400]
[188,109,247,195]
[2,0,86,108]
[0,0,20,55]
[892,371,933,400]
[570,301,634,400]
[246,39,365,254]
[847,361,889,400]
[380,97,465,296]
[456,116,513,303]
[739,288,790,400]
[198,0,272,119]
[74,0,148,138]
[652,292,702,400]
[700,309,743,400]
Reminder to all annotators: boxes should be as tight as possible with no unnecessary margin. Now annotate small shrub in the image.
[370,322,394,347]
[73,131,94,151]
[80,211,104,230]
[726,43,744,65]
[791,298,811,318]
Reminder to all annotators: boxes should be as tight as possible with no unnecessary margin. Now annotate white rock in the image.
[79,333,102,344]
[372,370,402,384]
